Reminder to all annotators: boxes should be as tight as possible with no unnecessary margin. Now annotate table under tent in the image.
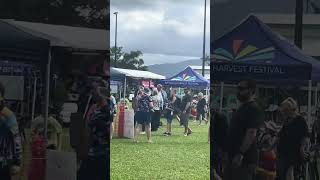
[160,66,210,98]
[211,14,320,129]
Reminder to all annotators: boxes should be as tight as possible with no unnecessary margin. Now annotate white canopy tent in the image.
[111,67,165,98]
[0,19,109,141]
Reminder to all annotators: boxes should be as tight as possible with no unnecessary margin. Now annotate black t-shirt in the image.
[181,94,192,113]
[197,98,206,112]
[277,115,309,165]
[226,101,264,164]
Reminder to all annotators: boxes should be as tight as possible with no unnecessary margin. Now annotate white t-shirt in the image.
[152,95,161,111]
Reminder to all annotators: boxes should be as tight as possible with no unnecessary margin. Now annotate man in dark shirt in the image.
[224,79,264,180]
[181,88,192,136]
[197,92,208,125]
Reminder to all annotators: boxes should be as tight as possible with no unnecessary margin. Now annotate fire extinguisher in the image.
[28,132,46,180]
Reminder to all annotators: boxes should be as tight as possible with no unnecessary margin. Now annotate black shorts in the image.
[180,112,190,127]
[135,111,152,125]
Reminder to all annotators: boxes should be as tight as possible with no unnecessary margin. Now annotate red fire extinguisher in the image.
[28,132,46,180]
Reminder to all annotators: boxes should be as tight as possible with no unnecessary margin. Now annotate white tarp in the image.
[1,19,108,51]
[112,67,165,79]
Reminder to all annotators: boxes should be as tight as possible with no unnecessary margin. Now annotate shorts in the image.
[166,110,174,124]
[197,110,206,120]
[135,111,151,125]
[180,112,190,127]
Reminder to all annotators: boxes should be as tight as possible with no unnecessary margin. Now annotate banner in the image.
[211,62,311,82]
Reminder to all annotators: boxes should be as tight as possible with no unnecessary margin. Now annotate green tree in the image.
[0,0,108,29]
[110,46,148,71]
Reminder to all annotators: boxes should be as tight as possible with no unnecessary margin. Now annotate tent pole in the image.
[124,76,127,100]
[315,83,319,108]
[31,75,37,121]
[44,47,52,142]
[219,82,224,112]
[308,80,312,131]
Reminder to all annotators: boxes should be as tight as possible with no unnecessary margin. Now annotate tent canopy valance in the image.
[111,67,165,80]
[211,15,320,83]
[2,19,108,51]
[160,66,209,88]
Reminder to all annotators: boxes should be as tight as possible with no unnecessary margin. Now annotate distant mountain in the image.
[148,59,203,77]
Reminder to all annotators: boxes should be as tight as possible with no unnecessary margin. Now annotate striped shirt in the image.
[0,107,22,167]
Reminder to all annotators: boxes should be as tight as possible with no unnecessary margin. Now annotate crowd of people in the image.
[125,84,210,143]
[212,79,312,180]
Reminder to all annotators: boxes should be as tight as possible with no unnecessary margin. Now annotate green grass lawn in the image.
[110,118,210,180]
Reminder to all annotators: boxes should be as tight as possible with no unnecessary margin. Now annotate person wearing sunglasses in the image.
[224,79,264,180]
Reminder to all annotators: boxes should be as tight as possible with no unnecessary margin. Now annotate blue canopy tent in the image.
[210,15,320,84]
[211,15,320,125]
[160,66,209,89]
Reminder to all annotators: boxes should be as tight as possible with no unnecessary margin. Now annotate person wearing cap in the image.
[276,97,310,180]
[0,82,22,180]
[181,88,193,136]
[134,87,154,143]
[197,92,208,125]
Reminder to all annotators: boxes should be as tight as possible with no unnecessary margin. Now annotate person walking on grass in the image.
[132,87,143,129]
[197,92,208,125]
[110,94,117,140]
[164,90,177,136]
[181,88,193,136]
[151,89,161,131]
[134,88,154,143]
[0,82,22,180]
[224,79,264,180]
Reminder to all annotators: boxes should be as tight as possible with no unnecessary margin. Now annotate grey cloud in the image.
[110,0,210,57]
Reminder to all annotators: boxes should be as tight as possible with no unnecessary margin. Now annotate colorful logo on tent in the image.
[171,73,196,81]
[212,40,275,62]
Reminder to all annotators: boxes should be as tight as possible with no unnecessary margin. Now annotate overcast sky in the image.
[110,0,210,65]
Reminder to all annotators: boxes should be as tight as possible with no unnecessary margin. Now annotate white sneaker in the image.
[184,133,188,137]
[140,132,146,135]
